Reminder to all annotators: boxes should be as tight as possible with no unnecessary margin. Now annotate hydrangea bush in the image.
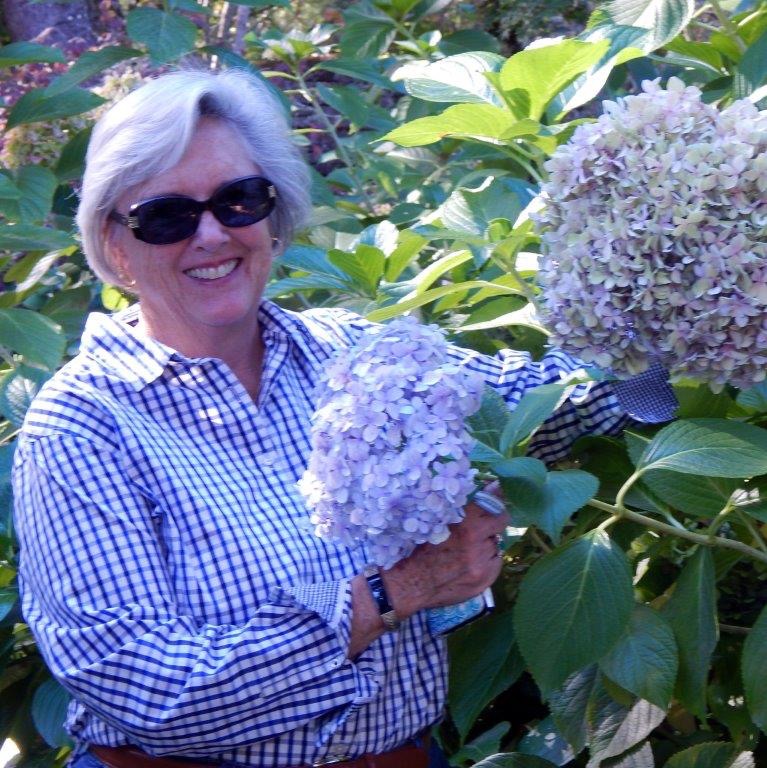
[533,78,767,392]
[298,317,485,569]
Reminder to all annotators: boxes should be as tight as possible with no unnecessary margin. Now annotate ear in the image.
[103,219,133,286]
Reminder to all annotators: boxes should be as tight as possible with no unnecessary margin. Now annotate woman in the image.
[13,68,672,768]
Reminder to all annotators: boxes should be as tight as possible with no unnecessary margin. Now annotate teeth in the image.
[186,259,238,280]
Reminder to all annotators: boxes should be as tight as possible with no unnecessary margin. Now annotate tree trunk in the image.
[2,0,97,48]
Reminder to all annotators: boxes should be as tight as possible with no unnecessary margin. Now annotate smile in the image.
[185,258,240,281]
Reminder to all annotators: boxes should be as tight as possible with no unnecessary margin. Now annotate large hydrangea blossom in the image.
[298,317,484,569]
[533,78,767,391]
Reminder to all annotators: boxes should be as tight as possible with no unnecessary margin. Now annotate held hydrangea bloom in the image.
[298,317,484,570]
[533,77,767,392]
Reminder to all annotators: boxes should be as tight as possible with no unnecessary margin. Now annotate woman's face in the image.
[108,118,275,357]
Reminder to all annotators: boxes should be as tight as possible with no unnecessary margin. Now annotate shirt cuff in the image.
[610,361,678,423]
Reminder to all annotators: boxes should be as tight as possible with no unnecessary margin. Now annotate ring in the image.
[473,491,506,517]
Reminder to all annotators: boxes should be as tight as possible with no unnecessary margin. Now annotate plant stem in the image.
[706,503,734,539]
[529,527,552,553]
[587,498,767,565]
[737,510,767,555]
[720,623,750,635]
[295,71,377,213]
[705,0,748,51]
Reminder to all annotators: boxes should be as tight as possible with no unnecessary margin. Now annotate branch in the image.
[587,498,767,565]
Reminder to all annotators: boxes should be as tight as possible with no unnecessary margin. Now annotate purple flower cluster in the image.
[533,78,767,391]
[298,317,484,569]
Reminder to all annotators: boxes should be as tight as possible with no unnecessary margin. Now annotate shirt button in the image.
[260,453,275,466]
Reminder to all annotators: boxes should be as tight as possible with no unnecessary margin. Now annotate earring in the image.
[118,272,136,290]
[271,236,280,250]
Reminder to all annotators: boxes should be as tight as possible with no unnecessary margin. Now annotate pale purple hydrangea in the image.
[298,317,484,569]
[533,77,767,392]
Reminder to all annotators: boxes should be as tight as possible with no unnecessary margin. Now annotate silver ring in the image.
[473,490,506,516]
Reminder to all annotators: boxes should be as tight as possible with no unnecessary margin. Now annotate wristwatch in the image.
[365,568,401,631]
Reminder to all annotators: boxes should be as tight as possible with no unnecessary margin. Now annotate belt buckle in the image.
[312,757,350,766]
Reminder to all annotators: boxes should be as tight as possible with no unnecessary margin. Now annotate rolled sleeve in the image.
[13,436,378,755]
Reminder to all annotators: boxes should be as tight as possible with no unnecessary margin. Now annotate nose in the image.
[193,210,230,249]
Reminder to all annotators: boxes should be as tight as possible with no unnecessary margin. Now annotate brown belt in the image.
[90,740,429,768]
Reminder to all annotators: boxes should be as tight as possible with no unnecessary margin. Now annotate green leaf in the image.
[473,755,557,767]
[315,58,396,89]
[500,383,571,452]
[40,286,92,338]
[664,742,754,768]
[55,126,93,182]
[0,173,20,201]
[517,715,574,765]
[637,419,767,478]
[500,469,598,544]
[0,587,16,623]
[340,1,397,58]
[548,664,600,753]
[126,8,198,63]
[599,604,677,708]
[468,387,512,453]
[0,223,73,252]
[4,165,58,224]
[640,470,739,517]
[0,42,65,67]
[328,245,385,297]
[6,87,105,129]
[31,678,71,748]
[448,611,524,742]
[382,105,539,147]
[0,308,65,371]
[661,547,717,719]
[514,531,634,693]
[737,381,767,413]
[392,51,506,105]
[412,250,472,295]
[265,274,353,299]
[317,84,394,131]
[742,602,767,733]
[733,27,767,98]
[498,38,611,120]
[439,29,502,56]
[588,697,666,766]
[452,722,512,766]
[366,279,517,322]
[45,46,141,96]
[0,364,51,427]
[277,244,349,280]
[604,0,696,51]
[437,177,536,237]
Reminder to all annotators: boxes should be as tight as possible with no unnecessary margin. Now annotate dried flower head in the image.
[533,77,767,391]
[298,317,484,569]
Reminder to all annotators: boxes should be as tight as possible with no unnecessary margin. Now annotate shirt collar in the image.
[80,300,317,391]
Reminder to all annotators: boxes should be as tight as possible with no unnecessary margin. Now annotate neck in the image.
[136,312,265,401]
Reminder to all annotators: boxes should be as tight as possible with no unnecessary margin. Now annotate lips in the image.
[184,258,240,281]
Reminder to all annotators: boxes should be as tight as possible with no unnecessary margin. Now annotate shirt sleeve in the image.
[450,345,630,463]
[13,434,381,756]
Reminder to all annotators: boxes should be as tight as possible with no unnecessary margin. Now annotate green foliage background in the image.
[1,0,767,765]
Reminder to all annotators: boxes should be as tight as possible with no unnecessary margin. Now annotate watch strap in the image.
[365,569,401,631]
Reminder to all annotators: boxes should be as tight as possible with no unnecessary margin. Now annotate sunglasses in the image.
[109,175,277,245]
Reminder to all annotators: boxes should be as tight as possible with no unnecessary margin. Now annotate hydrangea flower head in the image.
[533,78,767,391]
[298,317,484,569]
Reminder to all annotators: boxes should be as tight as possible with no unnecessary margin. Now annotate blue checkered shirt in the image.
[13,301,652,767]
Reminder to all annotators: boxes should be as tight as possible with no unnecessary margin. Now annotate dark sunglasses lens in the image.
[134,197,201,245]
[212,177,275,228]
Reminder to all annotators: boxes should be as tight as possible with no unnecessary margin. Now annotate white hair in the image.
[76,68,311,287]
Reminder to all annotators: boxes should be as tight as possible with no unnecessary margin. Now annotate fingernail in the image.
[473,491,506,516]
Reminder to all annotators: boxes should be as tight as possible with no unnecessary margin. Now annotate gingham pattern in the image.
[14,301,633,767]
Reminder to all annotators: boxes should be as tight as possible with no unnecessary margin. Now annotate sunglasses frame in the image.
[109,175,277,245]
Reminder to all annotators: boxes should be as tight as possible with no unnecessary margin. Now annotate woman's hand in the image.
[380,491,508,619]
